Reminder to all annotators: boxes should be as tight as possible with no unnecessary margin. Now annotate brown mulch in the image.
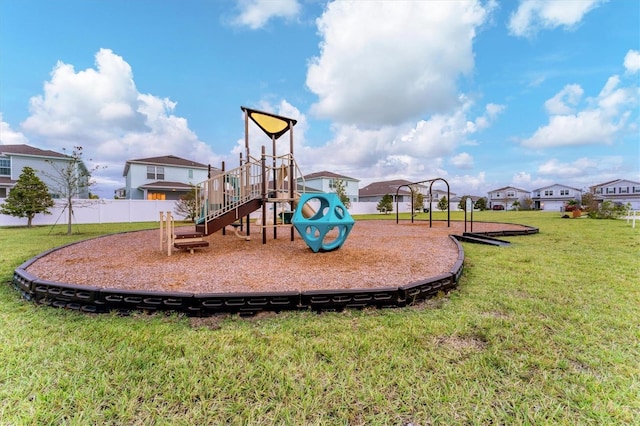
[26,220,527,294]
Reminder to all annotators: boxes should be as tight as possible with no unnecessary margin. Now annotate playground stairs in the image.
[196,198,262,236]
[453,232,511,247]
[173,231,209,254]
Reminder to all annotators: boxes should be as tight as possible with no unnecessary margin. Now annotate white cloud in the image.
[448,172,487,195]
[508,0,607,38]
[233,0,301,30]
[18,49,221,197]
[624,50,640,74]
[521,70,637,148]
[306,1,491,126]
[451,152,474,169]
[465,102,505,132]
[0,114,29,144]
[544,84,583,115]
[292,97,501,188]
[537,157,625,187]
[538,157,598,177]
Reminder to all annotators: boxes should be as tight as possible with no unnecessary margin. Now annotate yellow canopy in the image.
[241,106,297,140]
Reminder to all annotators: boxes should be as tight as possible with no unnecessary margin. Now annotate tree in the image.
[333,178,351,208]
[581,192,597,212]
[458,195,471,211]
[588,200,630,219]
[0,166,54,227]
[437,195,448,211]
[377,193,393,214]
[474,197,487,211]
[410,186,424,212]
[44,146,103,235]
[175,185,198,222]
[511,200,521,211]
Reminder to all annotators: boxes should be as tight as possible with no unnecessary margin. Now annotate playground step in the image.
[175,232,204,239]
[174,232,205,244]
[173,240,210,254]
[454,233,511,247]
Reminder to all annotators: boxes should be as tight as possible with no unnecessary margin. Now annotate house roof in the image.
[138,181,194,190]
[0,144,70,159]
[123,155,210,176]
[0,176,16,186]
[590,178,640,189]
[488,186,530,193]
[532,183,581,192]
[301,170,359,181]
[359,179,416,197]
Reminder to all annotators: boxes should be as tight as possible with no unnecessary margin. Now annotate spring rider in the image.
[292,193,355,253]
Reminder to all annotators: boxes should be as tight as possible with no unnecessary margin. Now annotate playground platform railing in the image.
[195,153,306,232]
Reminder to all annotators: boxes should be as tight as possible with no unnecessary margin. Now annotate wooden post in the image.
[166,211,173,256]
[289,120,295,241]
[159,211,164,252]
[261,146,267,245]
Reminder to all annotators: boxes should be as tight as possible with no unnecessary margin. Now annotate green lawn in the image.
[1,213,639,424]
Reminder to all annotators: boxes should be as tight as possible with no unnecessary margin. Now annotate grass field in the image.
[1,212,639,424]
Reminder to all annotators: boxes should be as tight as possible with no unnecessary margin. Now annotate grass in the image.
[1,213,639,424]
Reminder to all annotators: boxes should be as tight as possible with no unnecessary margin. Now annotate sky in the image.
[1,0,638,199]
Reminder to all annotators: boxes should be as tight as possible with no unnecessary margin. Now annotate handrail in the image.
[195,153,307,232]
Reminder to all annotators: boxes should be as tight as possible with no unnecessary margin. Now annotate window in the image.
[634,186,640,194]
[506,191,515,197]
[494,192,501,198]
[619,187,629,194]
[188,169,193,179]
[544,190,553,196]
[147,192,166,200]
[0,158,10,176]
[606,187,616,194]
[146,166,165,180]
[0,188,6,198]
[560,189,569,196]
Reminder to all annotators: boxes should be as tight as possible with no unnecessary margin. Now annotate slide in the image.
[292,193,316,219]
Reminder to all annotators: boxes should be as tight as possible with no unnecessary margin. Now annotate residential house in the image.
[590,179,640,210]
[298,171,360,204]
[119,155,212,200]
[487,186,531,210]
[359,179,454,211]
[0,144,89,199]
[531,184,582,211]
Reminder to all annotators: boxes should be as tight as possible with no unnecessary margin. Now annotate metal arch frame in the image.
[395,177,450,227]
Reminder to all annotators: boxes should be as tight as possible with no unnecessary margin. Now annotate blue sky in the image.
[1,0,638,198]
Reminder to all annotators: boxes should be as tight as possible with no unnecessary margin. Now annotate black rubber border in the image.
[11,223,538,316]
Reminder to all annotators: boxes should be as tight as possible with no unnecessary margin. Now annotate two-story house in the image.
[0,144,88,199]
[590,179,640,210]
[487,186,530,210]
[298,171,360,204]
[531,184,582,211]
[119,155,212,200]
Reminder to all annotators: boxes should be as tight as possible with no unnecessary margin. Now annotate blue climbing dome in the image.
[292,193,355,253]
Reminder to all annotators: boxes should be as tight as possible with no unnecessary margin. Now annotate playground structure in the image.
[170,106,353,254]
[395,178,451,227]
[9,108,542,317]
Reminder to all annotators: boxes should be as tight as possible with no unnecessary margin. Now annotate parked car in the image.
[492,205,505,210]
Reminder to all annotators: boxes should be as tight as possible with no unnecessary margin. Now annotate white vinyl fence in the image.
[0,199,461,227]
[0,199,182,227]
